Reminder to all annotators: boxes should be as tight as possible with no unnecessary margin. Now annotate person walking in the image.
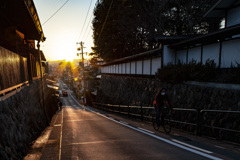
[57,97,63,111]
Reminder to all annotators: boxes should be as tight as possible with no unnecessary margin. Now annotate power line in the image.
[84,25,93,42]
[83,1,99,51]
[42,0,70,26]
[77,0,93,41]
[96,0,113,44]
[82,13,93,40]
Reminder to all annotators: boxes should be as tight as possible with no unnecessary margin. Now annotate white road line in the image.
[70,94,83,107]
[59,109,63,160]
[70,95,222,160]
[172,139,213,154]
[91,111,98,114]
[106,116,115,120]
[214,145,225,149]
[119,121,128,125]
[92,112,222,160]
[138,127,154,134]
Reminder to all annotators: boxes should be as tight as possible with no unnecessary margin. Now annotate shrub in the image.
[156,59,218,83]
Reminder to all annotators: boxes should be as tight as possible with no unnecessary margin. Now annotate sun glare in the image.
[65,59,72,62]
[61,52,75,62]
[47,32,93,62]
[56,41,77,62]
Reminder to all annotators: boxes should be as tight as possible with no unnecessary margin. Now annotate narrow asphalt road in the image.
[25,81,240,160]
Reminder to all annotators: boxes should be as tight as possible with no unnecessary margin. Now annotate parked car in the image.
[62,90,68,97]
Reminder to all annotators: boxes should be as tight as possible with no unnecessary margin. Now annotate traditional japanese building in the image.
[0,0,46,93]
[100,0,240,76]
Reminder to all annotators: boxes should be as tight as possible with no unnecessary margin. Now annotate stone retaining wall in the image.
[97,75,240,142]
[0,78,58,159]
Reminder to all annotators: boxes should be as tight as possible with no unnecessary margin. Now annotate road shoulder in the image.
[24,111,62,160]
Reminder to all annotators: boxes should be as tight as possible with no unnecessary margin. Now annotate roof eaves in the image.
[101,49,161,66]
[203,0,240,18]
[170,24,240,49]
[24,0,45,42]
[203,0,223,18]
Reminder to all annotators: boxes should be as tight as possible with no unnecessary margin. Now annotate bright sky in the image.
[33,0,98,61]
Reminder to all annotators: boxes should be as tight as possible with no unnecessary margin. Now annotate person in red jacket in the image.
[153,88,171,126]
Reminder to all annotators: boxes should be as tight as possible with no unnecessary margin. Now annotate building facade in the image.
[101,0,240,75]
[0,0,46,93]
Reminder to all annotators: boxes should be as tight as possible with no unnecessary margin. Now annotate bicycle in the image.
[152,106,172,134]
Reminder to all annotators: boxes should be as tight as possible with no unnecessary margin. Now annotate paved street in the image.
[3,1,240,160]
[25,83,240,160]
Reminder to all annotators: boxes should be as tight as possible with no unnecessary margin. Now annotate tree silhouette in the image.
[92,0,219,62]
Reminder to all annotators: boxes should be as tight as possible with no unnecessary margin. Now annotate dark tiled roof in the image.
[0,0,45,41]
[204,0,240,18]
[170,24,240,49]
[102,49,161,66]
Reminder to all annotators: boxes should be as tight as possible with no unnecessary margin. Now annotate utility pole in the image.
[76,41,86,105]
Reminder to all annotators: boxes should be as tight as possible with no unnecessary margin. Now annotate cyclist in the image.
[153,88,171,126]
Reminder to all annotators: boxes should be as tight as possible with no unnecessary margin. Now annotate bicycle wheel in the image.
[152,114,160,131]
[162,112,172,134]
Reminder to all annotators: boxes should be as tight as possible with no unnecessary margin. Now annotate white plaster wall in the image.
[152,57,161,75]
[136,60,142,75]
[202,43,220,66]
[126,62,130,74]
[104,67,106,73]
[111,65,113,73]
[227,6,240,27]
[106,66,108,73]
[115,65,117,74]
[119,64,122,74]
[110,65,113,73]
[188,46,201,63]
[221,39,240,68]
[143,59,151,75]
[176,50,187,64]
[104,66,107,73]
[164,45,175,66]
[101,38,240,74]
[131,61,136,74]
[103,66,106,73]
[101,67,104,73]
[121,63,126,74]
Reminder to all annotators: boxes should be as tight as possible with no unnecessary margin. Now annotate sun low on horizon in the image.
[33,0,97,62]
[40,34,93,62]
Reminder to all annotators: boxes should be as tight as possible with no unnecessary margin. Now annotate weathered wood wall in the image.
[0,46,28,91]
